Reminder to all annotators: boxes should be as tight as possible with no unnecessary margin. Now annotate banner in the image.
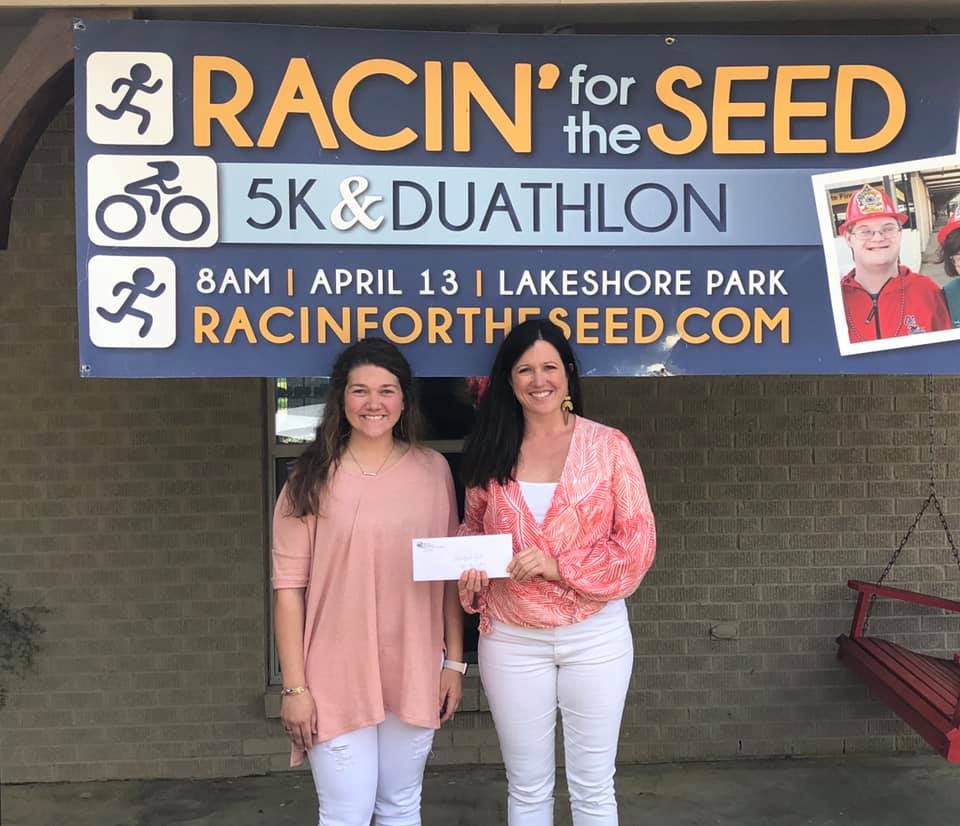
[74,22,960,376]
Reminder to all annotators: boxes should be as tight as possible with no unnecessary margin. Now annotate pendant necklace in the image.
[347,443,395,477]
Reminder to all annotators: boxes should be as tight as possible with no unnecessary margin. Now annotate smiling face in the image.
[343,364,403,441]
[845,216,903,271]
[509,339,569,419]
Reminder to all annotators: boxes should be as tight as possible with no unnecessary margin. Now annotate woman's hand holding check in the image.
[507,547,560,582]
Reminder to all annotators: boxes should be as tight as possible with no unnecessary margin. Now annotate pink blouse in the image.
[273,447,457,766]
[459,416,656,633]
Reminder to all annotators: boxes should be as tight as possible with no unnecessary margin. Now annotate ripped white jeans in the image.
[306,712,435,826]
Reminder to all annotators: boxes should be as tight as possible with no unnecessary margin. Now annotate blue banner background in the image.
[74,21,960,376]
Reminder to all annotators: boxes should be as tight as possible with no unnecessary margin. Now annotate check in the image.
[411,534,513,582]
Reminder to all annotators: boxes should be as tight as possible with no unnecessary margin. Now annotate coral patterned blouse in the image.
[459,416,656,632]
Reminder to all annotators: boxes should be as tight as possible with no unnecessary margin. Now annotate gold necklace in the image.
[347,443,395,477]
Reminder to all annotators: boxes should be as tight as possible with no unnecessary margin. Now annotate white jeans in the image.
[479,599,634,826]
[307,712,435,826]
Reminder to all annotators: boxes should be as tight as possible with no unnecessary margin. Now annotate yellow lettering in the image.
[383,306,422,344]
[258,58,339,149]
[604,308,629,344]
[576,307,600,344]
[548,307,571,338]
[332,59,418,152]
[773,65,830,154]
[453,62,532,153]
[713,66,768,155]
[835,65,906,153]
[357,306,379,339]
[428,307,453,343]
[755,307,790,343]
[193,56,254,148]
[316,307,351,344]
[484,307,513,343]
[224,307,257,344]
[634,308,664,344]
[424,61,443,152]
[457,307,480,344]
[259,306,294,344]
[648,66,708,155]
[300,307,310,343]
[677,306,710,344]
[194,306,220,343]
[712,307,751,344]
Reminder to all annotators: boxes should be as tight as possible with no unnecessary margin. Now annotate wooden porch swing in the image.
[836,377,960,763]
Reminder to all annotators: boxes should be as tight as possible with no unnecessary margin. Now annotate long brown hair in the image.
[285,338,421,517]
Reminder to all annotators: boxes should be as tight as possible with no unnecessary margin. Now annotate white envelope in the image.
[411,533,513,582]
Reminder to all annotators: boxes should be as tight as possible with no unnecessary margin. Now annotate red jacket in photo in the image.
[840,266,952,342]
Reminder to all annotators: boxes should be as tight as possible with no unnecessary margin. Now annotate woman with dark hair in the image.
[272,337,464,826]
[937,217,960,326]
[458,318,656,826]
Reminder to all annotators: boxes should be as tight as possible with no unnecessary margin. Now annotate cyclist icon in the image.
[94,63,163,135]
[125,161,182,214]
[94,160,211,242]
[95,265,166,338]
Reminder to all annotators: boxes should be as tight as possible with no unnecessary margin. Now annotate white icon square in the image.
[86,51,174,146]
[87,155,218,248]
[88,256,176,348]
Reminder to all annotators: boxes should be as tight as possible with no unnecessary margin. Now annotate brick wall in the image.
[586,375,960,761]
[0,109,272,782]
[3,110,960,783]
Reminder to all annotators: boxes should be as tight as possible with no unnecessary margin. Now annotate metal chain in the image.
[864,375,960,632]
[926,374,960,575]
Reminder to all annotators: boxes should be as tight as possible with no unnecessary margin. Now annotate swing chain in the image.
[864,376,960,633]
[920,374,959,573]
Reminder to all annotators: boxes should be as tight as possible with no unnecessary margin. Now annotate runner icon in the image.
[96,266,166,338]
[94,63,163,135]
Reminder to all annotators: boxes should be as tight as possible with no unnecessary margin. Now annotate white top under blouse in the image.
[518,481,558,524]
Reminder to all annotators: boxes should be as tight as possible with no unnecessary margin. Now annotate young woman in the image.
[272,338,464,826]
[458,318,656,826]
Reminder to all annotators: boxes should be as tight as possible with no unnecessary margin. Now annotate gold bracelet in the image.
[281,686,306,697]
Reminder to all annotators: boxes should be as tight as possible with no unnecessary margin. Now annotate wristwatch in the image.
[442,659,468,675]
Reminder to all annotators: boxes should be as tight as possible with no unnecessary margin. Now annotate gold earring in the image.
[561,394,573,424]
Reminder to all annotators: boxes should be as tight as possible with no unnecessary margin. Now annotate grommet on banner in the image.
[73,18,86,32]
[664,36,676,45]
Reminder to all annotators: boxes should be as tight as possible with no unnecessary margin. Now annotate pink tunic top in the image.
[459,416,656,633]
[272,447,457,766]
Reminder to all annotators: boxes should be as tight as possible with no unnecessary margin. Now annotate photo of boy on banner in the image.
[839,184,950,342]
[813,157,960,357]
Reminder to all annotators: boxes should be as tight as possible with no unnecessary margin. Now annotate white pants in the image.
[479,599,634,826]
[307,712,435,826]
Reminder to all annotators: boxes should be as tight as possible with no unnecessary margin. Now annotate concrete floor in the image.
[3,755,960,825]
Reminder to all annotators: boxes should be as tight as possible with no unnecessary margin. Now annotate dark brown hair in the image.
[938,227,960,278]
[285,338,421,516]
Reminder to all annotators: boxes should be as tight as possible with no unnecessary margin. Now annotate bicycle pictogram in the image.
[94,160,211,242]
